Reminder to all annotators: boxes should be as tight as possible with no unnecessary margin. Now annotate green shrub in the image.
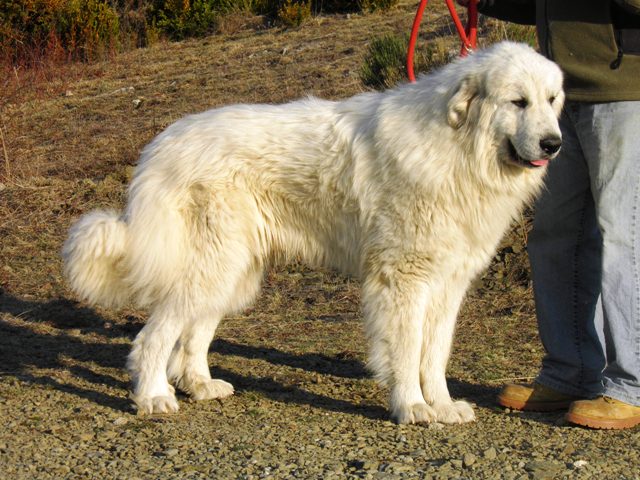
[214,0,270,14]
[360,34,452,90]
[153,0,216,40]
[360,34,408,90]
[61,0,121,59]
[0,0,120,63]
[277,0,312,27]
[0,0,404,68]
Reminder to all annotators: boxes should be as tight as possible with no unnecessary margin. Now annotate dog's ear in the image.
[447,75,479,129]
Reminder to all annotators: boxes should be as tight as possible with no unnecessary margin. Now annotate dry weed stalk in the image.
[0,118,9,179]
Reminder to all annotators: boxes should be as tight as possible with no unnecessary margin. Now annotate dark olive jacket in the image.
[479,0,640,101]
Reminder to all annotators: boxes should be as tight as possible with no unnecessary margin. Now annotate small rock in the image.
[462,452,477,467]
[323,462,343,473]
[572,460,588,469]
[101,430,119,440]
[113,417,129,426]
[133,98,142,109]
[483,447,497,460]
[158,448,180,457]
[164,448,179,457]
[380,461,414,473]
[52,465,71,475]
[444,434,463,445]
[410,449,426,458]
[75,432,94,442]
[524,460,563,480]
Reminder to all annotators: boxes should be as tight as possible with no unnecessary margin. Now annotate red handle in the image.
[407,0,478,83]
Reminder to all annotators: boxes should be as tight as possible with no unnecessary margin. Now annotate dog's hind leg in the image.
[363,271,438,424]
[166,313,233,401]
[419,281,475,424]
[128,302,184,414]
[167,264,264,401]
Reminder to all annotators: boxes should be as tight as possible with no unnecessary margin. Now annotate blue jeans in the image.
[529,100,640,407]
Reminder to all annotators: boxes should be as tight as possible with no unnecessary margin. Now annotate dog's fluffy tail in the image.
[63,181,190,309]
[63,210,130,308]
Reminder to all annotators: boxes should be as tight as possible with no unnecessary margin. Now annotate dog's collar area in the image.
[507,141,548,169]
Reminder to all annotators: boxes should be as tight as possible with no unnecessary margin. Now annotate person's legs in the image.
[578,100,640,407]
[529,103,606,398]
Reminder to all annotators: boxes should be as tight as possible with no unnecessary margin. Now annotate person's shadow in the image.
[0,291,496,421]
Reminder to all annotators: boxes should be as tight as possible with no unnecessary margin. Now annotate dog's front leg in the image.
[362,269,437,424]
[419,280,475,424]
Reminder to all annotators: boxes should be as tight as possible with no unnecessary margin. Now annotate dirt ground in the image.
[1,3,638,479]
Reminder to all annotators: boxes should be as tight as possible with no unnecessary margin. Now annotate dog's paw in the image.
[133,394,180,415]
[391,402,438,424]
[432,400,475,424]
[189,378,234,401]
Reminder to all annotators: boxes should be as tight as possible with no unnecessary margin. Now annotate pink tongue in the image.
[530,159,549,167]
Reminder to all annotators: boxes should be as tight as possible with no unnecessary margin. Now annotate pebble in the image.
[524,460,564,479]
[381,461,414,473]
[483,447,497,460]
[462,452,477,467]
[113,417,129,426]
[572,460,589,469]
[75,433,94,442]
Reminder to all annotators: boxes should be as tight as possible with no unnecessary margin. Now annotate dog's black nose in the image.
[540,136,562,155]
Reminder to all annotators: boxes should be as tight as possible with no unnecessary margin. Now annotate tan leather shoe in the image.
[565,396,640,429]
[497,383,584,411]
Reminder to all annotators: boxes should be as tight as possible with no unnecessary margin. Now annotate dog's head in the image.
[446,42,565,171]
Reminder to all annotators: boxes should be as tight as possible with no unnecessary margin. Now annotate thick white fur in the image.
[63,42,564,423]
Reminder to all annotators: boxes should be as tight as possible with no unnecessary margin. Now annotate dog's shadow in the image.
[0,294,133,411]
[0,291,501,421]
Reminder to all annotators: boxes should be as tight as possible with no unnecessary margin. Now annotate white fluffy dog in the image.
[63,42,564,423]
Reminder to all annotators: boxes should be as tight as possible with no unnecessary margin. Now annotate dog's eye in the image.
[511,99,528,109]
[549,96,556,104]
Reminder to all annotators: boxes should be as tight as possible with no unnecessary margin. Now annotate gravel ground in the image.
[2,292,639,480]
[1,3,639,479]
